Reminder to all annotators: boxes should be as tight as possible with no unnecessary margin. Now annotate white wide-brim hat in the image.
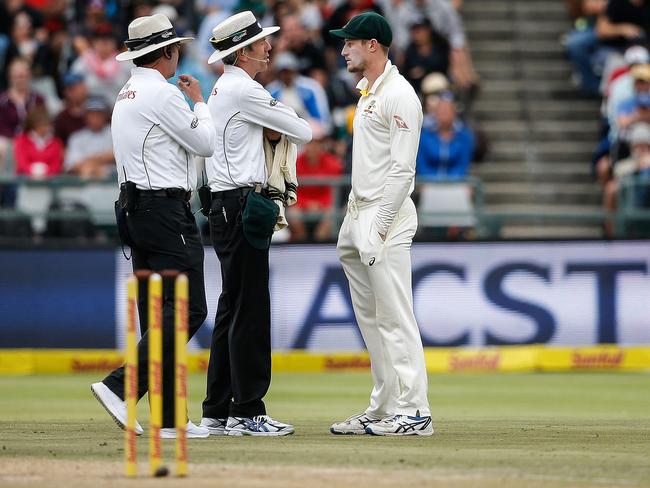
[116,13,193,62]
[208,11,279,65]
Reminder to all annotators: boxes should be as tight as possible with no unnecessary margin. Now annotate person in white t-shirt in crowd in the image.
[64,96,114,178]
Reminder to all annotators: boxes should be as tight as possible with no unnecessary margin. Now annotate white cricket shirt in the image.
[111,67,216,191]
[206,65,312,191]
[352,60,423,235]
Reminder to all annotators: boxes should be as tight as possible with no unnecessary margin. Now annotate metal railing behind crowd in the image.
[0,174,649,243]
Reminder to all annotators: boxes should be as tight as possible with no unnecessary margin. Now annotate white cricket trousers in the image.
[337,196,431,418]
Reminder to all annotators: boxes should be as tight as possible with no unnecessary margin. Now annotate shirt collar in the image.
[224,64,253,80]
[356,60,395,97]
[131,66,167,82]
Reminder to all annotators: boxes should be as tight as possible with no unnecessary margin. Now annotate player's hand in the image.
[177,75,204,104]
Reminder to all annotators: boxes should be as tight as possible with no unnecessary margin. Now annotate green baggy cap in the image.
[243,189,279,250]
[329,11,392,47]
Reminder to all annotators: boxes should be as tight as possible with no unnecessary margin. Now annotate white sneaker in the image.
[91,382,143,436]
[226,415,294,436]
[161,421,210,439]
[330,412,384,435]
[365,413,434,436]
[200,417,227,435]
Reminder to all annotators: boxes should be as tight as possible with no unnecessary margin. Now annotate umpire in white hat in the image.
[199,11,311,436]
[91,13,216,439]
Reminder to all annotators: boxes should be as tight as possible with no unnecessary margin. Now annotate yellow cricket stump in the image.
[124,270,189,478]
[125,275,138,478]
[175,274,189,477]
[148,273,163,477]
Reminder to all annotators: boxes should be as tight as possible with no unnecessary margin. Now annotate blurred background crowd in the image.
[0,0,487,243]
[4,0,650,243]
[565,0,650,235]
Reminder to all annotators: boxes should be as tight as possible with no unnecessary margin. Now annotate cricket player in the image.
[329,12,433,436]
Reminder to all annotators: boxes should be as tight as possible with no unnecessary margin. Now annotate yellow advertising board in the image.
[0,346,648,375]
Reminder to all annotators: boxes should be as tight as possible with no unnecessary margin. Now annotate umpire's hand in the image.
[177,75,204,104]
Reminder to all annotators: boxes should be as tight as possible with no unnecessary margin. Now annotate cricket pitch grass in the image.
[0,372,648,487]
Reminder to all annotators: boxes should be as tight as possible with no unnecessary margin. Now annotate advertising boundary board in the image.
[1,346,649,375]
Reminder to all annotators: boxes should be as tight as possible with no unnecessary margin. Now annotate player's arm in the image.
[240,84,312,145]
[374,91,423,237]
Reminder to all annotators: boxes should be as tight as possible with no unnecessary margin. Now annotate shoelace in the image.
[252,415,272,424]
[345,413,367,422]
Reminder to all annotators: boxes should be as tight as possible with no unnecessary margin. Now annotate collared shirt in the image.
[352,60,423,235]
[111,67,216,191]
[206,65,312,192]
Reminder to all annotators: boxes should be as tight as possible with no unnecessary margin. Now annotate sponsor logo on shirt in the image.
[116,89,137,101]
[211,87,218,96]
[270,98,278,106]
[190,116,199,129]
[393,115,409,130]
[363,100,376,115]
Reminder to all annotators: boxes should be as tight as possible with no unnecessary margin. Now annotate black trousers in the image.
[202,190,271,418]
[103,195,208,427]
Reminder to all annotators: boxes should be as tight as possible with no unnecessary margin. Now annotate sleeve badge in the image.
[393,115,409,130]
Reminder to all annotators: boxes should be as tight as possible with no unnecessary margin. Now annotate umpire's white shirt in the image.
[206,65,312,192]
[112,67,216,191]
[352,60,423,235]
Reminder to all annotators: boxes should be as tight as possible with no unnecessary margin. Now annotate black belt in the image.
[138,188,192,201]
[211,187,253,199]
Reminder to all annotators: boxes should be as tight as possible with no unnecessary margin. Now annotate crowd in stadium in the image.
[565,0,650,235]
[0,0,484,242]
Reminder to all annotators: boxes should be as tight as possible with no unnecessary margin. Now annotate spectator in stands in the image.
[287,128,343,241]
[196,1,231,61]
[54,72,87,144]
[614,64,650,135]
[267,51,332,134]
[322,0,383,51]
[402,17,449,93]
[423,0,478,96]
[0,0,45,88]
[597,0,650,47]
[605,44,649,122]
[70,23,130,105]
[416,91,474,178]
[565,0,608,95]
[416,90,476,237]
[69,0,113,41]
[14,106,63,178]
[1,11,52,88]
[0,57,45,206]
[603,122,650,233]
[64,96,114,179]
[597,63,650,182]
[0,58,45,140]
[0,0,44,37]
[274,14,325,74]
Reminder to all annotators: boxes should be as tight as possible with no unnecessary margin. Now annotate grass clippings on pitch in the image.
[0,372,648,488]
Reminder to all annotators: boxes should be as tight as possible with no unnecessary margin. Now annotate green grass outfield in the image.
[0,372,649,488]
